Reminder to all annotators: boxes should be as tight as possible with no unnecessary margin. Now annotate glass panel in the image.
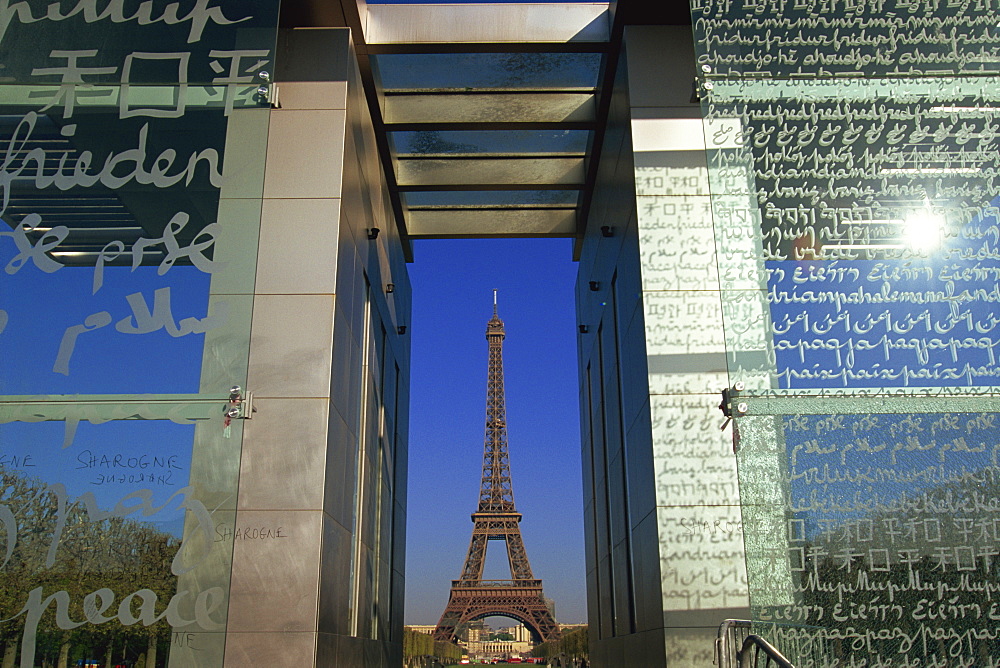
[403,190,580,207]
[0,3,279,666]
[709,81,1000,394]
[406,209,576,237]
[373,52,603,90]
[0,404,243,667]
[396,157,586,187]
[736,408,1000,666]
[694,2,1000,666]
[0,2,281,84]
[383,92,596,124]
[390,129,590,155]
[0,100,266,396]
[691,2,1000,79]
[698,85,1000,393]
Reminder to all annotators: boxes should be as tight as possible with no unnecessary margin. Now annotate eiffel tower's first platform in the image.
[433,294,561,645]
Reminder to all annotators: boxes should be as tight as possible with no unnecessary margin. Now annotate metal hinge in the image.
[718,381,746,435]
[225,385,255,420]
[255,71,280,108]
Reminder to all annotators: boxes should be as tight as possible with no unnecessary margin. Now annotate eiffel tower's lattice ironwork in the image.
[434,295,561,645]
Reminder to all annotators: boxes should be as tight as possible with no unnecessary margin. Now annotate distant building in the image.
[478,624,533,659]
[462,620,488,656]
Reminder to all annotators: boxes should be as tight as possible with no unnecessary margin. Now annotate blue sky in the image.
[404,237,587,625]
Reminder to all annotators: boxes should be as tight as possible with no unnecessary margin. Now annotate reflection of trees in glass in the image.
[770,462,1000,666]
[0,467,178,668]
[782,550,998,667]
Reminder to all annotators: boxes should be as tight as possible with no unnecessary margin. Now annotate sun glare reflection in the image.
[903,205,947,254]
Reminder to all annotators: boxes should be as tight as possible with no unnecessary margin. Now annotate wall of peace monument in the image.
[2,1,1000,667]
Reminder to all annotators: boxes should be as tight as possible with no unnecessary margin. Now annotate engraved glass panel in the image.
[703,82,1000,394]
[736,408,1000,667]
[0,3,279,666]
[692,2,1000,665]
[690,0,1000,79]
[0,405,242,667]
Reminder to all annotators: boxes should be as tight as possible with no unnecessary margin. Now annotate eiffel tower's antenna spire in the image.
[493,288,497,315]
[482,297,511,512]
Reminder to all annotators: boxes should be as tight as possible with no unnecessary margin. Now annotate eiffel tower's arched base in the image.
[433,581,561,645]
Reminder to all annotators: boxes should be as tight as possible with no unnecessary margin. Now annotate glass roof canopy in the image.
[362,3,611,252]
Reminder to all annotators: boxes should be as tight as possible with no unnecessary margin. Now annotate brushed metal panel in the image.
[642,292,725,358]
[239,398,330,510]
[625,410,656,529]
[318,515,353,636]
[364,638,387,668]
[365,4,610,44]
[664,626,719,668]
[325,406,357,528]
[247,294,336,398]
[631,118,707,152]
[278,81,348,111]
[226,509,323,633]
[634,513,664,634]
[656,505,749,615]
[263,110,346,199]
[316,631,341,667]
[624,26,699,109]
[384,93,596,124]
[223,631,317,668]
[650,394,737,507]
[340,147,376,250]
[275,27,352,83]
[329,320,357,433]
[256,199,341,295]
[338,635,366,667]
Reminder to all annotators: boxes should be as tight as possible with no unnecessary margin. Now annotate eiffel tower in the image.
[433,293,561,645]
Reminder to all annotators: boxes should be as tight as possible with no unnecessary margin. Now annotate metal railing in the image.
[738,635,795,668]
[715,620,795,668]
[715,619,751,667]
